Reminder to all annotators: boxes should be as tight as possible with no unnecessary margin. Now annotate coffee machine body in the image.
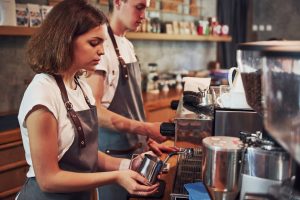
[213,108,263,137]
[240,145,293,200]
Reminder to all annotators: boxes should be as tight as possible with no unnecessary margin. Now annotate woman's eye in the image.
[89,40,100,47]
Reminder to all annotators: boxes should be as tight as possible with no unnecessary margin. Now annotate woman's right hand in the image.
[116,170,159,196]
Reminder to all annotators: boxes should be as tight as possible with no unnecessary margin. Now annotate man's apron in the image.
[97,26,147,200]
[17,75,98,200]
[98,26,147,158]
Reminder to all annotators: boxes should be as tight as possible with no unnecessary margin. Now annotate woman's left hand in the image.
[147,138,179,156]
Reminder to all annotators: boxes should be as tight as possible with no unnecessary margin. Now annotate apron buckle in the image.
[65,101,73,111]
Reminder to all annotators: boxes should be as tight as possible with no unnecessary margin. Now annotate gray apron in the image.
[98,26,147,200]
[17,75,98,200]
[98,26,147,158]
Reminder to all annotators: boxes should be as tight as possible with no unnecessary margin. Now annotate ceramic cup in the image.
[216,85,250,109]
[217,91,250,109]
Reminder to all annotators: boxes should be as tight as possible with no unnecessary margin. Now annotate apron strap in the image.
[74,76,93,108]
[53,74,86,148]
[107,25,129,80]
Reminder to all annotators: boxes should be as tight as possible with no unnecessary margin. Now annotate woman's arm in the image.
[86,71,166,143]
[26,106,158,195]
[97,151,123,171]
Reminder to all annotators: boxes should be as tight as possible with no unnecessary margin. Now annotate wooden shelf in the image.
[0,26,37,36]
[0,26,232,42]
[126,32,232,42]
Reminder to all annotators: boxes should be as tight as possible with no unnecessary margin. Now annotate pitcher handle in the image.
[228,67,240,89]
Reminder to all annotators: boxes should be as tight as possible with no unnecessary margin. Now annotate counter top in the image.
[143,89,182,109]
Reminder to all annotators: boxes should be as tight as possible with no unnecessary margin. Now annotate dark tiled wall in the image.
[251,0,300,40]
[0,2,44,115]
[0,37,34,114]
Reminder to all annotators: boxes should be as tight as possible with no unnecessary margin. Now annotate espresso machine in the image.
[160,89,214,199]
[236,41,299,199]
[161,41,300,199]
[237,42,300,199]
[259,46,300,199]
[160,77,268,199]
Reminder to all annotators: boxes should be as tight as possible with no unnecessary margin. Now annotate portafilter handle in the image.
[160,122,175,137]
[163,148,194,164]
[170,100,179,110]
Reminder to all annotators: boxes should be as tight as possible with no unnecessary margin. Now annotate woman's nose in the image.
[97,47,104,56]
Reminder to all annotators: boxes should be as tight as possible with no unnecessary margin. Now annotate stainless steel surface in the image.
[138,149,195,185]
[138,154,162,184]
[214,108,263,137]
[239,131,293,200]
[240,174,281,200]
[243,147,292,181]
[171,148,203,200]
[174,98,212,148]
[202,136,244,200]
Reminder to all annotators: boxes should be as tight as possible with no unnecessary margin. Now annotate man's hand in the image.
[145,122,167,143]
[147,138,179,156]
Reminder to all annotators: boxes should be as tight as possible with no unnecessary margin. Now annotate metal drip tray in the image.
[171,148,203,200]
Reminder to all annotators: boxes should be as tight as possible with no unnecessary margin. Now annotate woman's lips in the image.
[92,59,100,64]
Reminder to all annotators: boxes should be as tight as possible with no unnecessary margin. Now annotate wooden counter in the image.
[143,89,182,105]
[143,89,182,122]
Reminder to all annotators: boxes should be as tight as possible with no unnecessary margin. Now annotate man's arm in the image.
[86,71,166,143]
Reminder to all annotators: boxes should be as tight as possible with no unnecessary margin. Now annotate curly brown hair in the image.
[27,0,107,74]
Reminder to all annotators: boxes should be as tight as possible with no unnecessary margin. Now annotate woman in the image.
[17,0,158,199]
[86,0,178,199]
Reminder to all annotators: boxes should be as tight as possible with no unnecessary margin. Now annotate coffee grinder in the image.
[260,46,300,199]
[236,41,300,199]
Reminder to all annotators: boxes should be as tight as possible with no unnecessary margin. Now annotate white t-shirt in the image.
[18,73,96,177]
[96,34,137,108]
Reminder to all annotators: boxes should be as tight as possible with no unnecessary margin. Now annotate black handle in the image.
[105,142,142,155]
[170,100,179,110]
[160,122,175,137]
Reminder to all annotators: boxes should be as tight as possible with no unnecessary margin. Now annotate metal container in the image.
[137,149,194,184]
[137,154,163,184]
[243,146,292,181]
[202,136,244,200]
[239,132,293,200]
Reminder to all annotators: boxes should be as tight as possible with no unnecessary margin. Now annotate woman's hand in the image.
[147,139,179,156]
[116,170,159,196]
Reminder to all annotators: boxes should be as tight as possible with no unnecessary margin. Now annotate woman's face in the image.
[72,24,107,72]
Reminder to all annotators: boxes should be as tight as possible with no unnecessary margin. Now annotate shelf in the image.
[0,26,37,36]
[126,32,232,42]
[0,26,232,42]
